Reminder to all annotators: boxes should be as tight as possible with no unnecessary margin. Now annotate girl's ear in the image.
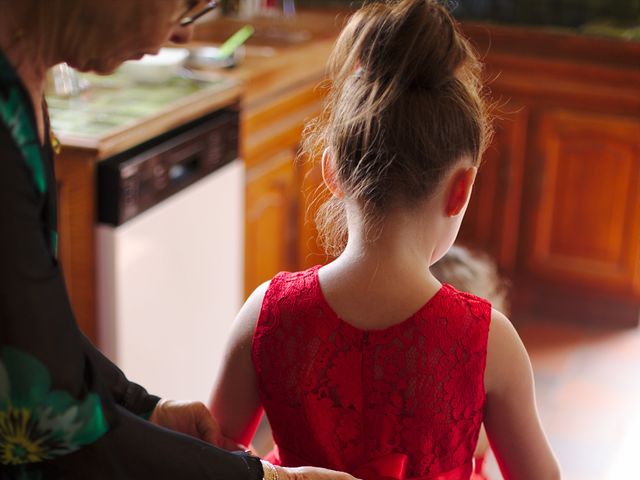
[446,166,477,217]
[321,147,344,199]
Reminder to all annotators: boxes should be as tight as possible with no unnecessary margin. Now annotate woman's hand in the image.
[275,465,361,480]
[149,399,241,450]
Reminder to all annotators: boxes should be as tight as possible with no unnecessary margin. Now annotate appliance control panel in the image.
[98,107,239,226]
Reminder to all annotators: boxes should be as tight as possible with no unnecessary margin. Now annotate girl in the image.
[211,1,560,479]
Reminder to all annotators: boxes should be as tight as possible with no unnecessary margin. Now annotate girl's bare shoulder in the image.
[485,308,533,395]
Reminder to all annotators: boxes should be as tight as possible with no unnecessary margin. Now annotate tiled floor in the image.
[484,320,640,480]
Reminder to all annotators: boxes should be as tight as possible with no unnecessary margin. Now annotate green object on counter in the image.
[217,25,255,59]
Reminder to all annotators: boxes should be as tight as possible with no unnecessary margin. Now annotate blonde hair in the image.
[4,0,156,70]
[5,1,95,61]
[304,0,492,256]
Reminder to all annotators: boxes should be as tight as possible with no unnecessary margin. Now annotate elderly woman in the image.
[0,2,357,479]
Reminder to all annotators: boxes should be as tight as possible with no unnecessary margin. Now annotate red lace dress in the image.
[252,266,491,480]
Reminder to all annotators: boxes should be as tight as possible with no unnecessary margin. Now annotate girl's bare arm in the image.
[210,282,270,447]
[483,309,562,480]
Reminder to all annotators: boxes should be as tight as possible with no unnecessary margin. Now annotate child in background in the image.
[431,246,510,317]
[212,1,560,479]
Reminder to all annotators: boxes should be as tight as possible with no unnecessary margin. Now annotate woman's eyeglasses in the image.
[180,1,218,27]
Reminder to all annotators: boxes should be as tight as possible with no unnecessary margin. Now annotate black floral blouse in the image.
[0,51,261,480]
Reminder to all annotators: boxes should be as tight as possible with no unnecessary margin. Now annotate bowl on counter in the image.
[118,48,189,84]
[185,45,246,70]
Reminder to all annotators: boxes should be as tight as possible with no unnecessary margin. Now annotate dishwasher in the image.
[96,107,243,403]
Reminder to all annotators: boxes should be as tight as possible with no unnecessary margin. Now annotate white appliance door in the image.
[97,160,243,403]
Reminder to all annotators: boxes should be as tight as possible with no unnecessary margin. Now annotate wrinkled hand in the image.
[149,399,241,450]
[277,465,361,480]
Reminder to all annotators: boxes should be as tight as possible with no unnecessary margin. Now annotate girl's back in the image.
[253,266,491,479]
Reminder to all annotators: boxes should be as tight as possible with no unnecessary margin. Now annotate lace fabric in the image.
[252,266,491,479]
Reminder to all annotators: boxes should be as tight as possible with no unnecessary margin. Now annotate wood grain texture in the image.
[245,149,299,294]
[243,82,328,296]
[55,146,99,342]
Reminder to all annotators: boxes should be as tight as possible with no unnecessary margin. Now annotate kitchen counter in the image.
[51,76,242,159]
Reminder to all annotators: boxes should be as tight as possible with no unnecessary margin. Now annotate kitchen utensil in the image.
[217,25,255,59]
[186,25,255,69]
[180,0,218,26]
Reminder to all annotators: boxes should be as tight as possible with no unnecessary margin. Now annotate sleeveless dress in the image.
[252,265,492,480]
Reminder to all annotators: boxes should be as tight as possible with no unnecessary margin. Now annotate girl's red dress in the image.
[252,266,492,480]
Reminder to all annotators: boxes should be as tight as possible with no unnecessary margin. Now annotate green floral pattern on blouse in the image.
[0,50,57,257]
[0,87,45,194]
[1,50,113,479]
[0,347,108,466]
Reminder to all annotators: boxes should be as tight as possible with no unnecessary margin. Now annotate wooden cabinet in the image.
[243,82,327,295]
[523,110,640,294]
[297,150,330,271]
[457,23,640,326]
[245,150,300,294]
[55,147,98,343]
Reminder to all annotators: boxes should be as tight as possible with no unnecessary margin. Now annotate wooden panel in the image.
[245,150,298,296]
[297,152,332,270]
[242,83,325,166]
[55,147,98,343]
[243,81,327,295]
[463,21,640,71]
[244,82,325,139]
[523,110,640,295]
[459,106,528,271]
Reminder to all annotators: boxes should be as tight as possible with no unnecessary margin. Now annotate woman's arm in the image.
[0,124,262,478]
[80,333,160,415]
[483,309,562,480]
[210,282,270,447]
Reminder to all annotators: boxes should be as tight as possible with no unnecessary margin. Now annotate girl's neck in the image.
[319,204,443,329]
[340,203,440,272]
[0,5,59,144]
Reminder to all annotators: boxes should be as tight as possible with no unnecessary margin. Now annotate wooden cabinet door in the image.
[458,107,528,271]
[243,83,326,295]
[522,109,640,296]
[297,152,332,270]
[245,151,299,296]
